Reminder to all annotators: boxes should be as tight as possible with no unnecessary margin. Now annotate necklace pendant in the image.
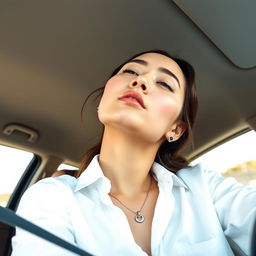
[135,211,145,223]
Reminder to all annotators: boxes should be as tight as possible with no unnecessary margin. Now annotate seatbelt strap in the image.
[0,206,93,256]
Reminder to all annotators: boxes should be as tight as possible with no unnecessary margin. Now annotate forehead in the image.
[132,53,185,85]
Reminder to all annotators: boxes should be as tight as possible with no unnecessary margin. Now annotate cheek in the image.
[155,95,181,118]
[151,93,183,130]
[98,75,130,123]
[99,76,124,106]
[105,76,126,92]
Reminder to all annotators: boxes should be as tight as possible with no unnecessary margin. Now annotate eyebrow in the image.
[158,67,180,87]
[127,59,180,87]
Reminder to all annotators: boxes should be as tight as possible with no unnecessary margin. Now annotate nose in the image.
[129,76,148,93]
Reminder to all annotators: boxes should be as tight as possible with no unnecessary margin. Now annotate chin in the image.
[102,116,143,131]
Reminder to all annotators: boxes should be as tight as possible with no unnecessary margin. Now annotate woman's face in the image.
[98,53,186,144]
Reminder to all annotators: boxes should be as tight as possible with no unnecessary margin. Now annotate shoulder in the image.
[176,163,228,192]
[176,163,214,184]
[176,163,251,198]
[24,175,77,198]
[177,163,232,183]
[17,175,78,217]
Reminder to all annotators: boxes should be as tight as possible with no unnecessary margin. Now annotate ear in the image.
[166,121,187,142]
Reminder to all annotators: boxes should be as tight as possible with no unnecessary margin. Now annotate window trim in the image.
[189,128,251,163]
[7,154,41,211]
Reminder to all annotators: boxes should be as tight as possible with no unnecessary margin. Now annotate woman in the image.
[12,50,256,256]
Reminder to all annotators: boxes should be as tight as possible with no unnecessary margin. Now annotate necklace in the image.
[109,176,152,223]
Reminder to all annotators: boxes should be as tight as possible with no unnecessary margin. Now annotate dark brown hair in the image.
[76,50,197,177]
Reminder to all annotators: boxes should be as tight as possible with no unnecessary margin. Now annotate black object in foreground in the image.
[0,206,93,256]
[252,217,256,256]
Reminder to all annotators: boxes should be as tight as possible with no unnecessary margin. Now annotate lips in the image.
[118,91,145,109]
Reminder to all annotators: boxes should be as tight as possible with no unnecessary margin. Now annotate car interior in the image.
[0,1,256,255]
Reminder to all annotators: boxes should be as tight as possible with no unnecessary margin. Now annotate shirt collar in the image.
[75,154,188,192]
[75,155,109,192]
[151,161,189,190]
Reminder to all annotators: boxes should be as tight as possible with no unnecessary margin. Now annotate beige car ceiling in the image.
[0,0,255,165]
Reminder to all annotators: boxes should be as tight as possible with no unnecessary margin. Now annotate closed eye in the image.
[123,69,138,76]
[158,82,174,92]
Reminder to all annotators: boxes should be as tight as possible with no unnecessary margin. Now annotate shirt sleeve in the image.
[11,177,79,256]
[206,168,256,255]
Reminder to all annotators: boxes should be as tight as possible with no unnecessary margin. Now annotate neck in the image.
[99,126,161,197]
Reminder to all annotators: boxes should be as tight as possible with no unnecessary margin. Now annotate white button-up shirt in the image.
[12,155,256,256]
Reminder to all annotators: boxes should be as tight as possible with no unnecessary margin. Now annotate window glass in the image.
[0,145,33,207]
[191,130,256,186]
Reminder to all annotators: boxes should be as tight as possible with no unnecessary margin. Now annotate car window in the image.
[191,130,256,186]
[0,145,34,207]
